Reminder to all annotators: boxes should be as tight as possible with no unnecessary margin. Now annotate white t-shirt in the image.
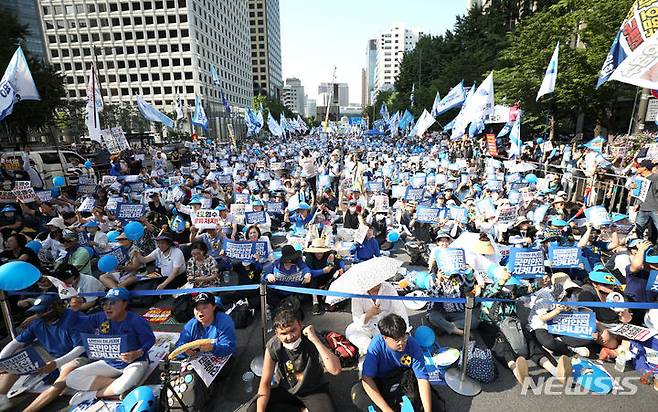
[146,247,186,278]
[76,274,105,303]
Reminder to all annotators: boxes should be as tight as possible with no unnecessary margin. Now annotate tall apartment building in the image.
[374,25,422,92]
[38,0,253,117]
[365,39,377,105]
[282,77,304,114]
[248,0,282,100]
[2,0,47,61]
[318,82,349,108]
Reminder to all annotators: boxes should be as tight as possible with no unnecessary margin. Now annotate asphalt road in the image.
[5,239,658,411]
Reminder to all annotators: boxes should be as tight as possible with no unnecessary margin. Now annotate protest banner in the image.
[609,324,658,342]
[14,181,31,189]
[486,134,497,156]
[234,192,250,204]
[247,180,259,192]
[256,160,266,169]
[373,195,389,211]
[209,162,218,171]
[548,246,582,269]
[127,182,145,193]
[507,248,545,278]
[245,211,267,225]
[411,175,426,189]
[116,203,148,222]
[104,197,121,212]
[168,176,184,186]
[0,157,20,171]
[190,162,199,170]
[77,231,89,246]
[79,176,96,186]
[78,197,96,213]
[77,183,97,195]
[547,312,596,340]
[476,198,496,219]
[448,206,468,224]
[0,347,45,375]
[216,174,232,185]
[257,172,270,181]
[189,355,232,387]
[366,181,385,193]
[496,205,518,225]
[82,334,128,360]
[265,201,284,215]
[434,248,466,276]
[536,178,550,193]
[134,154,145,161]
[486,180,503,192]
[223,240,268,261]
[270,162,284,171]
[192,209,221,230]
[99,246,130,265]
[510,182,529,191]
[272,265,305,283]
[416,207,442,224]
[354,225,369,244]
[12,186,36,203]
[35,190,52,203]
[102,175,117,186]
[647,270,658,293]
[404,187,424,201]
[180,167,191,176]
[391,185,406,199]
[230,203,245,216]
[626,176,651,202]
[584,205,612,226]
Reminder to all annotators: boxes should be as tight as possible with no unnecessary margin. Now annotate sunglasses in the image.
[101,300,120,307]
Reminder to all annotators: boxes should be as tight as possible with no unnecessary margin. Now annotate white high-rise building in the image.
[374,25,422,92]
[38,0,253,116]
[318,82,349,108]
[282,77,305,114]
[248,0,282,100]
[304,97,316,118]
[365,39,377,105]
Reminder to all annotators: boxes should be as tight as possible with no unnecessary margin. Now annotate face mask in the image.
[282,336,302,351]
[349,207,356,213]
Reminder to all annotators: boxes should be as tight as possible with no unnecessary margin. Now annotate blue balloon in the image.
[107,230,120,243]
[386,231,400,243]
[524,173,538,184]
[50,187,60,198]
[414,271,432,290]
[52,176,65,187]
[124,221,145,241]
[84,160,93,168]
[0,261,41,291]
[97,254,119,273]
[26,240,42,254]
[537,138,544,144]
[414,325,436,348]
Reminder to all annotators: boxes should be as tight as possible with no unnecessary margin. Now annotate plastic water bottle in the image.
[242,371,255,393]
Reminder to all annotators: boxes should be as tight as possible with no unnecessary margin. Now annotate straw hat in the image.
[473,236,496,255]
[305,237,332,254]
[551,272,580,291]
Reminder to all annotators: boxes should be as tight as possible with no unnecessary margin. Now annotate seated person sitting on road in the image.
[56,229,92,276]
[175,292,236,378]
[133,233,186,290]
[262,244,313,309]
[304,237,346,315]
[354,225,381,262]
[183,241,220,288]
[351,314,439,412]
[99,232,145,290]
[0,295,87,412]
[65,288,156,406]
[55,263,105,312]
[345,281,409,357]
[250,308,341,412]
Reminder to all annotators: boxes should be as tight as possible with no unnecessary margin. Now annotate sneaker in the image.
[69,391,97,407]
[512,356,529,385]
[312,303,323,316]
[556,355,572,384]
[569,346,590,358]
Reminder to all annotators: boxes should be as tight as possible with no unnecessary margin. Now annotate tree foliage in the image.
[252,95,294,120]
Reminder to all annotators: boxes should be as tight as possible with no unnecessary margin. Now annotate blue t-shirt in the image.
[362,334,428,380]
[17,309,84,359]
[176,312,237,358]
[65,310,155,369]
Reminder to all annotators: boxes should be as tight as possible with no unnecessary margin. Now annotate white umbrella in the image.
[327,256,403,304]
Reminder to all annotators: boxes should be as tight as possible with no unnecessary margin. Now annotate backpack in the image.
[129,278,161,308]
[320,330,358,368]
[225,299,254,329]
[459,340,497,383]
[498,316,528,358]
[172,294,194,323]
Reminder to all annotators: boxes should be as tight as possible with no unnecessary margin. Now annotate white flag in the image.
[174,88,184,121]
[0,47,40,121]
[536,41,559,101]
[415,109,436,137]
[84,67,103,142]
[430,91,442,117]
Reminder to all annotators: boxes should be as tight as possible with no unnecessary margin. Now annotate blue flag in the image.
[267,112,283,137]
[410,83,415,108]
[430,91,442,117]
[596,30,627,89]
[537,42,559,101]
[135,95,174,128]
[509,113,522,159]
[210,66,220,86]
[192,96,208,131]
[399,109,414,130]
[433,81,465,117]
[497,122,512,137]
[0,47,40,121]
[220,90,231,114]
[380,103,390,121]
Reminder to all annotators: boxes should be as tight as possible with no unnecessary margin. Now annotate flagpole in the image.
[627,87,640,135]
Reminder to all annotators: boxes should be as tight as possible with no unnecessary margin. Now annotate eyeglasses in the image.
[101,300,119,307]
[384,333,409,344]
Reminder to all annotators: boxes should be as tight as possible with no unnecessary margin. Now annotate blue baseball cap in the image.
[550,218,568,227]
[214,203,227,211]
[104,287,130,302]
[588,269,621,286]
[645,247,658,264]
[252,200,264,207]
[1,205,16,213]
[297,202,311,210]
[28,294,61,313]
[82,220,100,228]
[189,196,202,205]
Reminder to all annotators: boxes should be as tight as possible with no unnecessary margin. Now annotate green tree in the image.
[252,95,293,122]
[0,10,66,143]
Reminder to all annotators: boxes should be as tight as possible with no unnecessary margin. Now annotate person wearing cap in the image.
[251,199,272,236]
[577,221,620,274]
[625,239,658,320]
[0,295,87,412]
[65,288,156,406]
[175,292,236,367]
[353,224,381,262]
[505,215,537,245]
[0,204,23,239]
[0,232,40,267]
[99,232,145,290]
[633,159,658,242]
[147,191,167,216]
[216,203,238,240]
[134,233,186,290]
[342,199,364,230]
[262,244,313,309]
[55,263,105,312]
[55,229,92,276]
[82,220,110,255]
